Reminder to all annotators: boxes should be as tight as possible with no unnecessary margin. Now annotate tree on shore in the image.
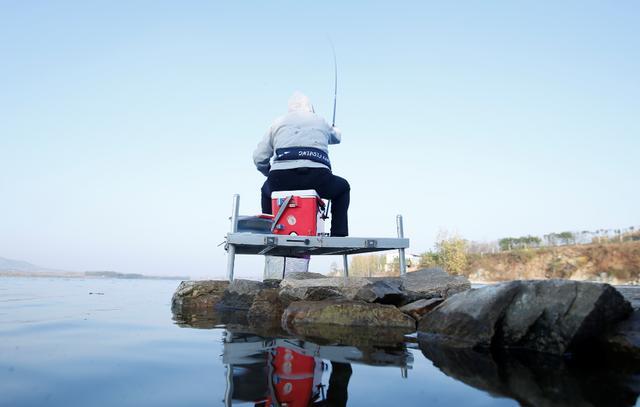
[348,254,386,277]
[499,236,542,251]
[419,232,468,275]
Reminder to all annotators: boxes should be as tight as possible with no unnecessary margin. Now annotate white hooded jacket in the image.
[253,92,341,176]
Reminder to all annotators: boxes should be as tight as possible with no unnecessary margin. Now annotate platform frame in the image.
[224,194,409,281]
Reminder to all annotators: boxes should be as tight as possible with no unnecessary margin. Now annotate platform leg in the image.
[226,245,236,282]
[226,194,240,281]
[397,215,407,276]
[224,363,233,407]
[343,254,349,278]
[223,330,234,407]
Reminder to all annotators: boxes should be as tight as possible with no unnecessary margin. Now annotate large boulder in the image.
[418,280,632,355]
[601,310,640,360]
[613,286,640,310]
[353,279,405,304]
[279,286,343,303]
[280,277,384,300]
[401,268,470,303]
[419,282,522,348]
[279,277,404,304]
[399,298,444,321]
[171,280,229,312]
[247,288,286,326]
[216,279,274,311]
[282,299,416,331]
[278,270,466,306]
[279,274,341,302]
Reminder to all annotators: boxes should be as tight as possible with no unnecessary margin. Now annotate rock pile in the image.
[172,268,470,333]
[172,270,639,358]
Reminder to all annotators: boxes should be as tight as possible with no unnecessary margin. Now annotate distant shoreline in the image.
[0,270,189,281]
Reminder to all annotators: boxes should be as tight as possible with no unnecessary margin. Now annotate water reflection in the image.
[420,339,640,407]
[221,330,412,407]
[174,310,414,406]
[174,310,640,406]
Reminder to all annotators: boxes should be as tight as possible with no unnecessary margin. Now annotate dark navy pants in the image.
[261,168,350,237]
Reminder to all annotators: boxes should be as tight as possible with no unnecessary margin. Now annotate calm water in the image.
[1,277,638,407]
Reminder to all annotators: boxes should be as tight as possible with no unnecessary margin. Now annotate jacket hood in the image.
[288,91,314,113]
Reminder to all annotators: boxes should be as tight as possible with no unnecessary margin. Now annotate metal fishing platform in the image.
[224,194,409,280]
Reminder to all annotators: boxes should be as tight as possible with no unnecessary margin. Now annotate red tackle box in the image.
[271,190,324,236]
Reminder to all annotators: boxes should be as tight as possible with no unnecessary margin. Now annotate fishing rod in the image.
[329,40,338,127]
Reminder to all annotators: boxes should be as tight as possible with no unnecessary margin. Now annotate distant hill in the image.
[0,256,188,280]
[0,256,67,273]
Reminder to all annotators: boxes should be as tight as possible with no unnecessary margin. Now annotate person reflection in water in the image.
[254,345,352,407]
[223,331,360,407]
[315,362,352,407]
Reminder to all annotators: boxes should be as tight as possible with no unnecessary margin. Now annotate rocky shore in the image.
[465,241,640,284]
[171,268,640,359]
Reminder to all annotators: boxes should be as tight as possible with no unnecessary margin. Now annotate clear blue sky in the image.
[1,1,638,279]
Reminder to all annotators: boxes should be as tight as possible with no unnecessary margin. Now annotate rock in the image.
[280,276,409,304]
[230,279,268,295]
[613,286,640,310]
[498,281,632,353]
[419,281,521,348]
[247,288,285,326]
[418,280,633,355]
[279,286,343,303]
[282,299,416,331]
[171,280,229,312]
[601,310,640,360]
[401,268,471,303]
[399,298,444,321]
[280,277,358,291]
[353,280,405,305]
[262,279,283,288]
[278,270,469,305]
[283,271,328,280]
[217,279,268,311]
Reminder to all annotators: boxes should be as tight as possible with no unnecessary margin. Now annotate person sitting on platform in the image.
[253,91,350,237]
